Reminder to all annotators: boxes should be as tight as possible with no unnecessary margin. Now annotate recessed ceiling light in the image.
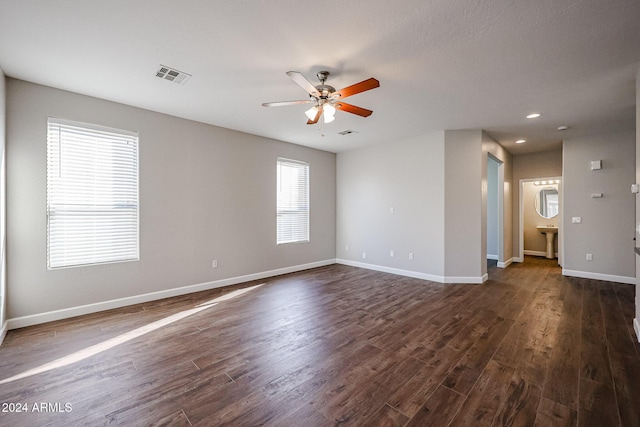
[557,125,569,131]
[526,113,541,119]
[515,139,525,144]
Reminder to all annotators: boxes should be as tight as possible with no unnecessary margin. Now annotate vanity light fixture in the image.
[526,113,541,119]
[515,139,525,144]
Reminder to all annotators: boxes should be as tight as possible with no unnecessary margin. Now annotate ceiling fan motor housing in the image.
[316,71,330,82]
[314,71,335,100]
[314,85,336,99]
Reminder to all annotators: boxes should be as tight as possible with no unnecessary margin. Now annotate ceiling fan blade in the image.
[307,105,323,125]
[335,102,373,117]
[262,100,314,107]
[286,71,320,97]
[332,78,380,99]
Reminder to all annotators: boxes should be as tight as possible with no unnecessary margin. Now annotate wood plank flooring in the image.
[0,257,639,426]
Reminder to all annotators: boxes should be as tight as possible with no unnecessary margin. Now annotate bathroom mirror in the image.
[535,187,559,219]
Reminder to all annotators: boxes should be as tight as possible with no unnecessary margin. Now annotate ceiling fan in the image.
[262,71,380,125]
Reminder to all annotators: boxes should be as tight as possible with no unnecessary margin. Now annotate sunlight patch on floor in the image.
[0,283,264,384]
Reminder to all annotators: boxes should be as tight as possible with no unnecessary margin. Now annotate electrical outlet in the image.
[212,259,218,268]
[409,252,414,260]
[362,252,367,259]
[390,250,395,258]
[345,245,349,252]
[586,254,593,261]
[572,217,582,224]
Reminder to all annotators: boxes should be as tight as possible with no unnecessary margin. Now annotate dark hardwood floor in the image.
[1,257,639,426]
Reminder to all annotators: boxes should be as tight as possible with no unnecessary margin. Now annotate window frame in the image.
[46,117,140,269]
[276,157,310,245]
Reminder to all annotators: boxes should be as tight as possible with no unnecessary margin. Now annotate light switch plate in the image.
[572,217,582,224]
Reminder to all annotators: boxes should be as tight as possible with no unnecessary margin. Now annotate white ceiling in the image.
[1,0,639,154]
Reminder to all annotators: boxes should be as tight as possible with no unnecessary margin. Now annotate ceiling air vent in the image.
[155,65,191,85]
[338,129,358,136]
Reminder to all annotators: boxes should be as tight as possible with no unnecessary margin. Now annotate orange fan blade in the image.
[335,102,373,117]
[307,105,323,125]
[332,78,379,99]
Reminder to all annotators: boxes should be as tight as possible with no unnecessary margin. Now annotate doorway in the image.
[487,155,505,268]
[519,177,562,266]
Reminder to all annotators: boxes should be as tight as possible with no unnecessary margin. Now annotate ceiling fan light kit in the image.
[263,71,379,125]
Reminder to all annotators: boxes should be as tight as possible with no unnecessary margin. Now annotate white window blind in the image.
[277,158,309,244]
[46,118,139,269]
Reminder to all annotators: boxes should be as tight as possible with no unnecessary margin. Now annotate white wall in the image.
[445,130,484,279]
[0,70,6,342]
[512,150,563,260]
[635,65,640,341]
[563,130,635,282]
[6,79,336,323]
[336,132,446,279]
[487,157,499,258]
[482,132,513,267]
[336,129,512,284]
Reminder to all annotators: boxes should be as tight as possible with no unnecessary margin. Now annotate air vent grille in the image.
[156,65,191,85]
[338,129,358,136]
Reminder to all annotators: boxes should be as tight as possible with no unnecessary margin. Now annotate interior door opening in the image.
[487,155,505,271]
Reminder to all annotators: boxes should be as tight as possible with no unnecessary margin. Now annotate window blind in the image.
[277,158,309,244]
[46,118,139,269]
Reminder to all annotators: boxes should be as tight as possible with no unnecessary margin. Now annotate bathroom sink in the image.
[536,226,558,258]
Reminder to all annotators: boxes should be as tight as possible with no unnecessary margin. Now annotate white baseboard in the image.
[487,254,498,260]
[634,318,640,344]
[513,256,524,263]
[497,258,513,268]
[524,250,546,257]
[335,259,486,284]
[524,250,558,258]
[6,259,336,331]
[562,269,636,285]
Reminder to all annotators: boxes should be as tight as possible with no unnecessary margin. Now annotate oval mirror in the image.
[535,187,559,219]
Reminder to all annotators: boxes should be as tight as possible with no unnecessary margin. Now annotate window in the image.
[46,118,139,269]
[277,158,309,244]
